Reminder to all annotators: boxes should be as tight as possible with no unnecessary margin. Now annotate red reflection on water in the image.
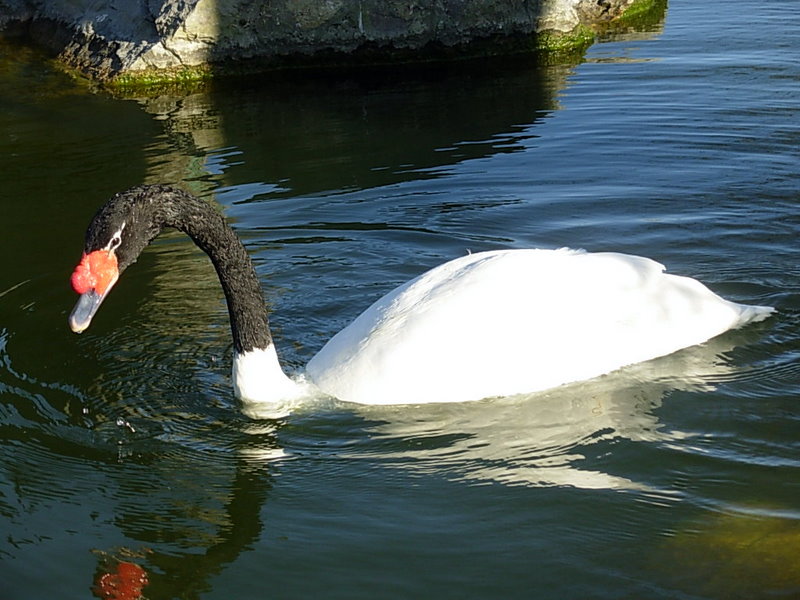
[93,561,149,600]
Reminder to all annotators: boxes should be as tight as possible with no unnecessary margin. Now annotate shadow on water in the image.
[135,58,573,200]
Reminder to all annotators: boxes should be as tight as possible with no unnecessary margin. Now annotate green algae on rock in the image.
[1,0,666,92]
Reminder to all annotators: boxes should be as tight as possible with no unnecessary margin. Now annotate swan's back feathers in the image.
[306,249,773,405]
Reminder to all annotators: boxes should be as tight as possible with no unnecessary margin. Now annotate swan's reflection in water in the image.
[76,331,762,595]
[251,331,754,494]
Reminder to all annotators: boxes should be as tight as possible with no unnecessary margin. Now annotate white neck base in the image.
[232,346,306,412]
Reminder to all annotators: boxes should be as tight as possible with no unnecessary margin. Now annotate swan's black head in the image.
[69,184,271,353]
[68,185,180,333]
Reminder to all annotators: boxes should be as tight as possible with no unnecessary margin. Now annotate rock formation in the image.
[0,0,657,85]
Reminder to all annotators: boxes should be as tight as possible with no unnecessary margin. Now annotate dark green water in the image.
[1,1,799,598]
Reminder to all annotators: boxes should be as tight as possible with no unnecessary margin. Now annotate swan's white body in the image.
[234,248,773,407]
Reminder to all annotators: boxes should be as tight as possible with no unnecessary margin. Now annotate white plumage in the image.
[295,248,773,405]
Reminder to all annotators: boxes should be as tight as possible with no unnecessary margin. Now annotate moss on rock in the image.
[2,0,667,93]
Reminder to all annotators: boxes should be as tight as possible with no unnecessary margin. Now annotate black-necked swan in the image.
[68,185,774,408]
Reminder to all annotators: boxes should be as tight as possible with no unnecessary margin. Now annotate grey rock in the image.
[1,0,642,82]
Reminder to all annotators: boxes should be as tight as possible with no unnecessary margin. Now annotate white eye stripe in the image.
[105,223,126,252]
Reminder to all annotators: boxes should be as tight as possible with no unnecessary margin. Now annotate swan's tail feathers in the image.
[735,303,775,327]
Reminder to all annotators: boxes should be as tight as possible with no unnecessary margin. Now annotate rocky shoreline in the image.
[0,0,662,88]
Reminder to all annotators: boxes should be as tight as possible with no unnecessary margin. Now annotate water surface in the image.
[1,1,798,598]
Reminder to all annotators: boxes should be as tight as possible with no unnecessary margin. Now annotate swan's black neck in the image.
[87,184,272,354]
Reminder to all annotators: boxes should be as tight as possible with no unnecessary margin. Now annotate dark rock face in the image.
[1,0,642,82]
